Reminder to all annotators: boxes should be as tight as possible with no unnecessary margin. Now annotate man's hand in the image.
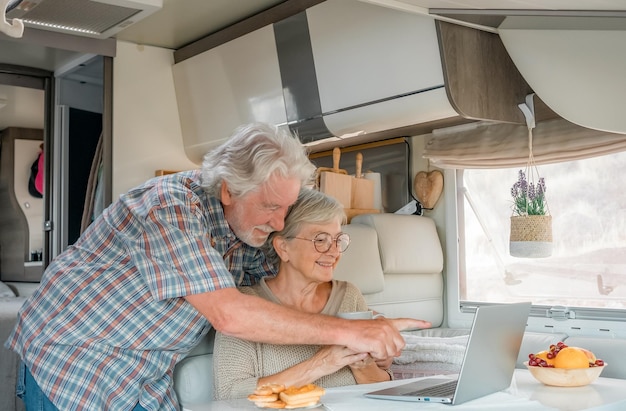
[340,317,431,362]
[389,318,432,332]
[339,317,427,361]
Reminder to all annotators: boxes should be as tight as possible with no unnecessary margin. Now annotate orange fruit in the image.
[534,350,555,366]
[573,347,596,363]
[553,347,590,369]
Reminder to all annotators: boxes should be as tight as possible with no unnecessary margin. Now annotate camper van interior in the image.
[1,0,625,410]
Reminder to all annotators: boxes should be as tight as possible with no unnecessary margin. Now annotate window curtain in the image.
[423,118,626,169]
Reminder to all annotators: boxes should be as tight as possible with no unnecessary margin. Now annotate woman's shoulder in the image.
[338,280,362,295]
[238,283,263,297]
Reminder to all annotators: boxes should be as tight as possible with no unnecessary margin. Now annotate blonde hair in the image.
[263,188,346,267]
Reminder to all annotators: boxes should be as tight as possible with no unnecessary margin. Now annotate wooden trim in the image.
[437,20,530,124]
[174,0,326,64]
[154,169,180,177]
[436,21,557,124]
[309,137,406,159]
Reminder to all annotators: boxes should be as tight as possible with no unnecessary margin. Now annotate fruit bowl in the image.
[524,361,607,387]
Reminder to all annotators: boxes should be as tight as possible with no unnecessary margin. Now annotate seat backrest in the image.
[333,223,385,295]
[173,328,216,406]
[348,213,444,326]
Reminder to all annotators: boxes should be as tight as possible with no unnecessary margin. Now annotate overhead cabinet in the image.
[172,0,457,163]
[304,0,456,139]
[172,25,287,164]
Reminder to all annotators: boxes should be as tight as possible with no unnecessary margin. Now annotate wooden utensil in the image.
[413,170,444,209]
[315,147,348,188]
[351,152,375,209]
[319,147,352,208]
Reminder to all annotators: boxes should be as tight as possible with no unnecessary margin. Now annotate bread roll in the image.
[279,384,325,404]
[247,393,278,402]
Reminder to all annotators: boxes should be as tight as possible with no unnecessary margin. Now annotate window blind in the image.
[423,118,626,169]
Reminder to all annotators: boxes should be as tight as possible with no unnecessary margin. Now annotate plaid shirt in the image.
[6,170,275,410]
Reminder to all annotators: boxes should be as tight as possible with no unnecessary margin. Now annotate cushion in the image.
[173,328,216,405]
[351,214,443,275]
[173,354,214,406]
[334,223,385,295]
[0,281,16,297]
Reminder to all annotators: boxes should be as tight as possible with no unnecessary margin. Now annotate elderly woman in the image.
[213,188,414,400]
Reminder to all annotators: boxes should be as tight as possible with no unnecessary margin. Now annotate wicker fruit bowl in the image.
[524,361,607,387]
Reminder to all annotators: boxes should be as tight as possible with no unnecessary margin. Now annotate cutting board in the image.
[319,147,352,208]
[351,152,374,209]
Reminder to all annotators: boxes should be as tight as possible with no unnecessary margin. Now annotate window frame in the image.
[444,169,626,338]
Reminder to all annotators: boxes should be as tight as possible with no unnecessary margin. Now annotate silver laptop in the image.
[365,302,531,405]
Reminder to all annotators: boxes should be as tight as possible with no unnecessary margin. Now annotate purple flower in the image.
[510,169,548,216]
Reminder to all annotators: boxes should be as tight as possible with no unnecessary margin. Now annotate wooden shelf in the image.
[345,208,380,223]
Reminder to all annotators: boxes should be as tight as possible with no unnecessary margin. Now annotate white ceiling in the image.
[114,0,626,49]
[115,0,287,50]
[2,0,626,131]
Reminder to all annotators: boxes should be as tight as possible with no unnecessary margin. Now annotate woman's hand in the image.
[312,345,370,375]
[349,357,393,384]
[373,356,393,369]
[256,345,369,389]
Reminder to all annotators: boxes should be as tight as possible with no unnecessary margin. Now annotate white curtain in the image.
[423,118,626,169]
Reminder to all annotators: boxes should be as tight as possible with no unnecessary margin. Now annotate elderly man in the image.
[6,123,427,411]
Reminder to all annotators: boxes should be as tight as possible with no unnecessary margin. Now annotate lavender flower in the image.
[510,170,547,216]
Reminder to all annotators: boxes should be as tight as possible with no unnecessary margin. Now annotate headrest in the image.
[351,214,443,275]
[333,223,385,295]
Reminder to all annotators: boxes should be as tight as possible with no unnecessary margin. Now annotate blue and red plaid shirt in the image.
[6,170,275,410]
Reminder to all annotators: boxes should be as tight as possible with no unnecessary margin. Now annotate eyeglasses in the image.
[291,232,351,253]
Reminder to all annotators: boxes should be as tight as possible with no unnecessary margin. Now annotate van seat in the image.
[337,214,444,326]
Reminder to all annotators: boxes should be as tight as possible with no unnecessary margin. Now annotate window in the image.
[451,151,626,335]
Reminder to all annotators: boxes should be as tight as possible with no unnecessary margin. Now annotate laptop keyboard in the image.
[404,380,458,397]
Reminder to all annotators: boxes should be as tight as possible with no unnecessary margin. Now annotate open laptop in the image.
[365,301,531,405]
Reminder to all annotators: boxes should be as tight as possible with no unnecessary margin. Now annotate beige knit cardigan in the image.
[213,278,368,400]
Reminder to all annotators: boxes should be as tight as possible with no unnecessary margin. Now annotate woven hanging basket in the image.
[510,215,553,258]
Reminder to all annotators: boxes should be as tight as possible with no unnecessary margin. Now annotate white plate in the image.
[256,402,323,410]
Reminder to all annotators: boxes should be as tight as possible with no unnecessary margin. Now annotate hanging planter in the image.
[509,168,553,258]
[509,94,553,258]
[510,215,553,258]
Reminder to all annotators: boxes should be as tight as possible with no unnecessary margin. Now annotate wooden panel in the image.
[0,128,44,282]
[154,169,181,176]
[436,21,557,124]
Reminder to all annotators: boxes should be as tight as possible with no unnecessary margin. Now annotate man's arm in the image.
[185,288,430,360]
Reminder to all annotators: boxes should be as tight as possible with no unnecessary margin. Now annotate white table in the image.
[183,369,626,411]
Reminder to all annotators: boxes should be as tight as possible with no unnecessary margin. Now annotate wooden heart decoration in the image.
[414,170,444,209]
